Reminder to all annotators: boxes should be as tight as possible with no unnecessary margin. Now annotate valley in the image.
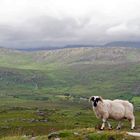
[0,46,140,139]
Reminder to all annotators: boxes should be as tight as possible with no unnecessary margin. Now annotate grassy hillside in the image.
[0,47,140,100]
[0,47,140,69]
[0,47,140,138]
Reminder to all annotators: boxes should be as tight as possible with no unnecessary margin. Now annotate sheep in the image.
[89,96,135,130]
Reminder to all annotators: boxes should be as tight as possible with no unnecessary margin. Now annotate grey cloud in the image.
[0,16,92,47]
[105,19,140,42]
[1,15,140,48]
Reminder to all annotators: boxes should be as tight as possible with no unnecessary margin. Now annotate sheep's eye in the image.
[91,97,94,101]
[96,98,100,102]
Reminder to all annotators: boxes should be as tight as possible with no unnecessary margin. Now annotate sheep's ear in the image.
[99,96,103,102]
[89,96,94,102]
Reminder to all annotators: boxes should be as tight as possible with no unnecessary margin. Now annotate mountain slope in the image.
[0,47,140,70]
[0,47,140,99]
[0,47,140,137]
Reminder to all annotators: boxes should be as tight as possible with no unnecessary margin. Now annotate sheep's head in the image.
[89,96,103,107]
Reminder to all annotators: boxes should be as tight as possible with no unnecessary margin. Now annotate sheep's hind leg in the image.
[100,118,106,130]
[107,121,112,130]
[131,116,135,130]
[116,121,122,130]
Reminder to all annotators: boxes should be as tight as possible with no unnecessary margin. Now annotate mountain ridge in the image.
[1,41,140,52]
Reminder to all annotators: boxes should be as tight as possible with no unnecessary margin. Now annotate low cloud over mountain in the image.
[0,0,140,48]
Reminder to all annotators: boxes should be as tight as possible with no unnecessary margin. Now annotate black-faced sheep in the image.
[89,96,135,130]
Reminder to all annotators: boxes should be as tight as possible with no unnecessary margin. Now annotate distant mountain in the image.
[0,47,140,70]
[16,41,140,51]
[17,45,100,51]
[64,41,140,49]
[104,41,140,48]
[17,46,60,51]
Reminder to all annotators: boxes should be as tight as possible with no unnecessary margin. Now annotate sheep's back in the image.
[113,99,133,112]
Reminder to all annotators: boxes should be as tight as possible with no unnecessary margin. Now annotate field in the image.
[0,47,140,139]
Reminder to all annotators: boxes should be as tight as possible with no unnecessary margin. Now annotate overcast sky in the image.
[0,0,140,48]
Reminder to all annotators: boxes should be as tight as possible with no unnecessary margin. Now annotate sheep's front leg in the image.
[116,121,122,130]
[107,121,112,129]
[100,118,106,130]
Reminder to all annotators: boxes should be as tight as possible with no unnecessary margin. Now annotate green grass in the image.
[47,128,137,140]
[131,97,140,110]
[0,98,139,137]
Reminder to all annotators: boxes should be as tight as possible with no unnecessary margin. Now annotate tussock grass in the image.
[47,128,136,140]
